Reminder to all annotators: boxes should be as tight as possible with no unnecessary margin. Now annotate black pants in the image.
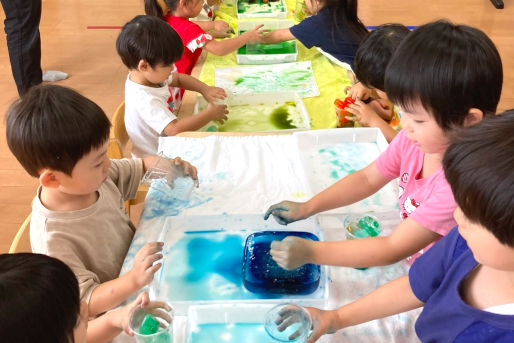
[0,0,42,95]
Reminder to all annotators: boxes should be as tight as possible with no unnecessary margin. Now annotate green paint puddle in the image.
[238,31,296,55]
[237,0,285,14]
[269,104,296,129]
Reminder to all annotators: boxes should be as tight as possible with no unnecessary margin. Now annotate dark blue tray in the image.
[242,231,320,295]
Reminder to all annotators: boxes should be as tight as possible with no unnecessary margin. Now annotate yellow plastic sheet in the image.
[199,0,352,129]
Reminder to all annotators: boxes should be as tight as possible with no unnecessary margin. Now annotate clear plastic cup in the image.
[129,307,173,343]
[344,214,380,240]
[265,304,311,342]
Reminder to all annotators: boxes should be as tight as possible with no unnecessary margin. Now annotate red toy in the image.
[334,96,355,127]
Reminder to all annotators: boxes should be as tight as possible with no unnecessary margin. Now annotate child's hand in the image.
[305,307,341,343]
[242,24,265,43]
[345,100,383,127]
[213,20,231,34]
[345,82,373,101]
[264,201,308,225]
[119,291,173,336]
[368,99,393,121]
[129,242,164,289]
[202,86,226,103]
[170,156,199,186]
[270,236,314,270]
[206,102,228,124]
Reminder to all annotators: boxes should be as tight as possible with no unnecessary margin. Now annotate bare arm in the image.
[203,25,264,55]
[170,73,210,94]
[162,103,228,136]
[87,273,140,317]
[306,276,423,343]
[260,28,295,44]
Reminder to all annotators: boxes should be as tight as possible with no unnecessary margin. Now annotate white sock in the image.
[42,70,69,82]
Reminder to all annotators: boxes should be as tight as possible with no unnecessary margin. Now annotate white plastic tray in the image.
[236,20,297,65]
[236,0,287,19]
[195,91,311,132]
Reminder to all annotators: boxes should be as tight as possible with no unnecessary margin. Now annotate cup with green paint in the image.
[129,307,173,343]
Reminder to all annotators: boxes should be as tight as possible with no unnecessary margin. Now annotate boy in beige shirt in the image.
[6,84,197,319]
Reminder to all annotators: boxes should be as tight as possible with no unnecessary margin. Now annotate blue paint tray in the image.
[242,231,320,295]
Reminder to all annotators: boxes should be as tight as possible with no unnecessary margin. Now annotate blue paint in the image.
[190,323,274,343]
[141,188,213,220]
[242,231,320,295]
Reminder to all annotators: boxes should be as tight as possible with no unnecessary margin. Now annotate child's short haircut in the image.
[0,253,80,343]
[443,111,514,247]
[354,24,410,91]
[385,20,502,130]
[6,84,111,178]
[116,15,184,70]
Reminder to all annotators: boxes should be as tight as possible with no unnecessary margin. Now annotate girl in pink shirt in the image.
[264,20,503,270]
[145,0,264,86]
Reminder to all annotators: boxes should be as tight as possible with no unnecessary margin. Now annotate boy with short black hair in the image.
[6,84,197,319]
[117,15,228,158]
[300,112,514,343]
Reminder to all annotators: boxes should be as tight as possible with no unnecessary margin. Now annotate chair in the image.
[109,102,148,216]
[9,213,32,253]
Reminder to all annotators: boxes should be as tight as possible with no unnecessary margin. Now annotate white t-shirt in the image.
[124,71,180,158]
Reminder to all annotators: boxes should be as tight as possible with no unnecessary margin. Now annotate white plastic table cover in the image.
[117,128,421,343]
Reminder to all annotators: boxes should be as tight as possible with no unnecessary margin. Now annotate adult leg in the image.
[1,0,43,95]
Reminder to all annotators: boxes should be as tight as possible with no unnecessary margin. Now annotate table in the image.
[119,129,422,342]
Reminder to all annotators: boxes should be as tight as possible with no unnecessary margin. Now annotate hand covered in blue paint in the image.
[128,242,164,289]
[264,201,308,225]
[304,307,341,343]
[270,236,314,270]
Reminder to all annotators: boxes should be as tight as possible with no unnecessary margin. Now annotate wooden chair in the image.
[109,102,148,216]
[9,213,32,253]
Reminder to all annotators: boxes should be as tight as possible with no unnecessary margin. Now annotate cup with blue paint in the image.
[129,306,174,343]
[265,303,312,342]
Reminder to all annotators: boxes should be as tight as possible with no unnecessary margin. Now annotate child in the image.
[300,112,514,343]
[0,253,171,343]
[343,24,410,142]
[264,20,503,270]
[116,15,228,158]
[5,84,198,321]
[260,0,367,69]
[145,0,265,78]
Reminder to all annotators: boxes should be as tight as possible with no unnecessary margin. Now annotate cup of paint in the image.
[265,303,311,342]
[344,214,381,240]
[129,307,173,343]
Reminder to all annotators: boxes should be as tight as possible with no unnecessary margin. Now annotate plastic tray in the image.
[236,0,287,19]
[236,20,297,65]
[195,92,311,133]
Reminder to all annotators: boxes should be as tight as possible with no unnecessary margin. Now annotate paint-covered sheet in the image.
[118,129,421,343]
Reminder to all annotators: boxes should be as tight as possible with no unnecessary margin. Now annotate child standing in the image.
[300,112,514,343]
[264,20,503,270]
[5,84,197,322]
[342,24,410,142]
[0,253,171,343]
[117,15,228,158]
[145,0,265,78]
[261,0,367,68]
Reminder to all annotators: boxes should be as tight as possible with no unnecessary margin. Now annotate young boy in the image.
[301,112,514,343]
[116,15,228,158]
[343,24,410,142]
[5,84,197,319]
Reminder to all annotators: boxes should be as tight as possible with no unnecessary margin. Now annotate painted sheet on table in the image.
[215,61,320,98]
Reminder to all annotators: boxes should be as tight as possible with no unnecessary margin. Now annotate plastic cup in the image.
[344,214,381,240]
[265,304,311,342]
[129,307,173,343]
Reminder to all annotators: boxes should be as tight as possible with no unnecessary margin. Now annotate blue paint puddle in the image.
[141,187,212,220]
[190,323,275,343]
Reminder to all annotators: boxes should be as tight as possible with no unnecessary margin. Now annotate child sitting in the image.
[301,111,514,343]
[261,0,368,69]
[343,24,410,142]
[116,15,228,158]
[5,84,197,320]
[145,0,265,78]
[0,253,171,343]
[264,20,503,269]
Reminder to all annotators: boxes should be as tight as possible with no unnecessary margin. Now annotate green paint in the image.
[358,216,380,237]
[237,0,285,14]
[238,32,296,55]
[330,170,339,179]
[269,105,297,129]
[139,314,160,335]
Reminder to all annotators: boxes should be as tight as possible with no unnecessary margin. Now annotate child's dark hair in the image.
[6,84,111,178]
[325,0,368,43]
[145,0,181,19]
[354,24,410,91]
[385,20,502,131]
[443,111,514,247]
[116,15,183,69]
[0,253,80,343]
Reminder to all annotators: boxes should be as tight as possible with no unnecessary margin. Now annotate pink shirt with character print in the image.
[375,130,457,262]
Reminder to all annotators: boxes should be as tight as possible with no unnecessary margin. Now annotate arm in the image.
[170,73,226,103]
[306,276,423,343]
[260,28,295,44]
[203,24,264,56]
[272,217,441,269]
[161,102,228,136]
[345,100,398,143]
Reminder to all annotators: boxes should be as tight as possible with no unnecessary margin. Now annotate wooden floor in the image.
[1,0,513,253]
